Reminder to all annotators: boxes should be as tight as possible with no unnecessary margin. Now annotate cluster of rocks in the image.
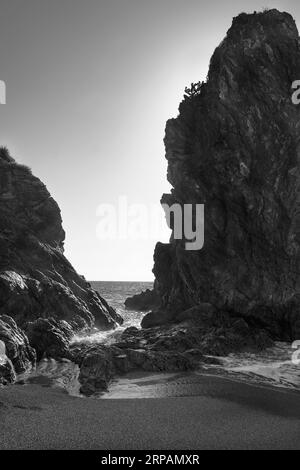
[0,296,274,395]
[68,302,273,395]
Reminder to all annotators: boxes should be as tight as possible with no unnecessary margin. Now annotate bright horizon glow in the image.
[0,0,299,281]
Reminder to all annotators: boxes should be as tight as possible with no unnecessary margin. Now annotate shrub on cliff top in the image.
[0,146,32,173]
[0,146,14,163]
[184,81,205,100]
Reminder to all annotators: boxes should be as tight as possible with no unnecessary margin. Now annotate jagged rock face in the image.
[0,149,123,333]
[0,355,16,385]
[0,315,36,375]
[151,10,300,340]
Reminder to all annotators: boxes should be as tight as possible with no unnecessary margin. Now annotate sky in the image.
[0,0,300,281]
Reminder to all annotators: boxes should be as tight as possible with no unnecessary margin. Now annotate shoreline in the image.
[99,368,300,399]
[1,373,299,449]
[19,344,300,400]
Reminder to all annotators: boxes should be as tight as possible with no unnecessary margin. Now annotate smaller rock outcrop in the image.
[125,288,160,312]
[76,346,117,396]
[141,309,173,329]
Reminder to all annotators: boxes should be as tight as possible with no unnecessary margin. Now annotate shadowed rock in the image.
[0,149,123,332]
[142,9,300,340]
[125,288,160,312]
[0,148,123,382]
[26,318,75,361]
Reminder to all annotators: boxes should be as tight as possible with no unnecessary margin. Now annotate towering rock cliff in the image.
[0,146,122,380]
[142,9,300,340]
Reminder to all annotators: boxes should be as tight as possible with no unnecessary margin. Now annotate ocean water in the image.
[20,281,300,396]
[92,280,153,327]
[71,281,153,345]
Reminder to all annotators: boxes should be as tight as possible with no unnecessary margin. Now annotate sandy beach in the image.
[0,375,299,450]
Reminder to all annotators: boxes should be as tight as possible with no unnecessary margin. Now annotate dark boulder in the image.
[125,288,160,311]
[78,346,116,396]
[26,318,75,360]
[141,309,174,329]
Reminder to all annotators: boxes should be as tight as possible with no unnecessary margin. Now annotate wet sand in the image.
[0,374,300,450]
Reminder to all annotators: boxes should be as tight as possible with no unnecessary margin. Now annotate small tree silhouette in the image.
[0,146,14,162]
[184,81,205,99]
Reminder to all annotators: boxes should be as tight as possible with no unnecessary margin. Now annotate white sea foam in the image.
[202,342,300,390]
